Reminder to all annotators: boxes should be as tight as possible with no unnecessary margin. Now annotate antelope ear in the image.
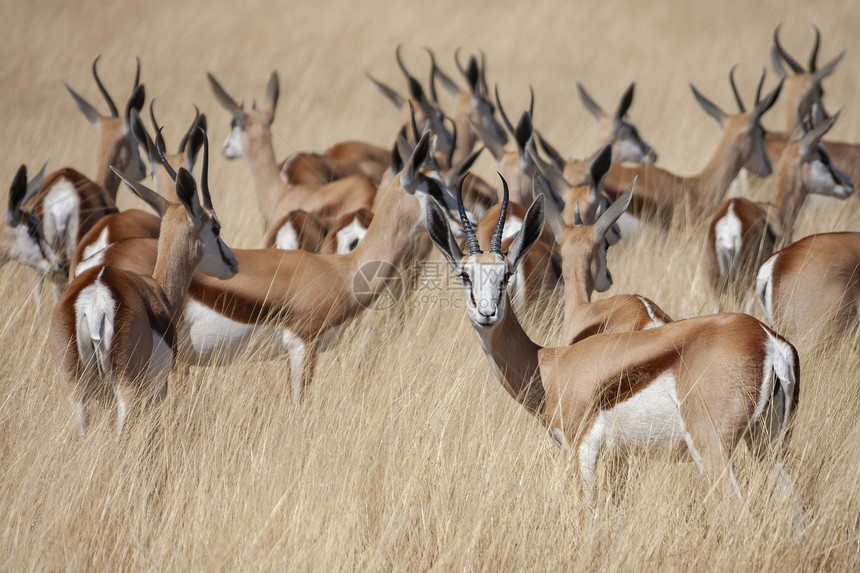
[426,195,464,272]
[507,195,545,271]
[174,166,203,223]
[612,83,635,129]
[64,82,101,131]
[7,165,28,226]
[111,165,169,217]
[260,71,280,124]
[576,82,605,120]
[690,84,726,127]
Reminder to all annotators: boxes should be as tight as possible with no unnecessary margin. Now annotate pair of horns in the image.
[457,173,508,255]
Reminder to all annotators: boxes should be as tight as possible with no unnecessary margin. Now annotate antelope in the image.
[49,164,238,437]
[756,232,860,344]
[366,45,455,160]
[535,82,658,185]
[425,47,508,166]
[767,26,859,184]
[20,58,146,299]
[207,71,377,230]
[77,132,447,401]
[69,108,207,279]
[467,86,536,206]
[600,70,782,229]
[535,166,671,345]
[426,175,799,504]
[704,112,853,311]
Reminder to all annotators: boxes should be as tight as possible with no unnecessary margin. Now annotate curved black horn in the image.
[178,105,201,153]
[773,25,805,74]
[154,126,178,182]
[809,25,821,73]
[729,66,746,113]
[92,55,119,117]
[494,84,515,137]
[445,116,457,169]
[457,174,480,255]
[133,56,141,89]
[396,45,425,102]
[198,126,212,210]
[755,67,766,105]
[490,173,509,254]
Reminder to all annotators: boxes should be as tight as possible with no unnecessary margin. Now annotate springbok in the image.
[535,170,671,345]
[536,82,658,185]
[70,109,207,279]
[767,26,859,185]
[366,45,455,161]
[426,175,799,504]
[75,133,448,401]
[704,112,853,311]
[207,71,377,230]
[600,70,782,229]
[425,47,507,166]
[756,232,860,344]
[18,58,146,299]
[49,165,238,437]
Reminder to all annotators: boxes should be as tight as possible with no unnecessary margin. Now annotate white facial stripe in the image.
[221,125,245,159]
[195,220,237,280]
[462,258,508,326]
[810,160,850,198]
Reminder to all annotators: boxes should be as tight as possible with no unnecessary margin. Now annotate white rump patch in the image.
[274,221,299,250]
[714,201,742,277]
[335,219,368,254]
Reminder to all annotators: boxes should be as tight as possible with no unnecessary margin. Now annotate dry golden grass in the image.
[3,0,860,569]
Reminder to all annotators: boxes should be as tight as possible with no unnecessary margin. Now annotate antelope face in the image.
[7,213,62,275]
[807,146,853,198]
[99,117,147,181]
[195,211,238,279]
[470,94,508,147]
[610,119,657,165]
[458,253,511,328]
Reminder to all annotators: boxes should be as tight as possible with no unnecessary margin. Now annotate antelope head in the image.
[690,68,783,177]
[536,167,634,296]
[788,110,853,199]
[4,165,61,274]
[129,103,206,197]
[207,71,279,160]
[426,174,545,328]
[64,56,147,182]
[576,82,657,164]
[113,125,238,279]
[770,25,845,132]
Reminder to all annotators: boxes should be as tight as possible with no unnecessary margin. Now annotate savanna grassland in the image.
[2,0,860,570]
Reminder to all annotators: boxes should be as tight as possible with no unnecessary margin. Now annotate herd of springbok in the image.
[5,25,860,507]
